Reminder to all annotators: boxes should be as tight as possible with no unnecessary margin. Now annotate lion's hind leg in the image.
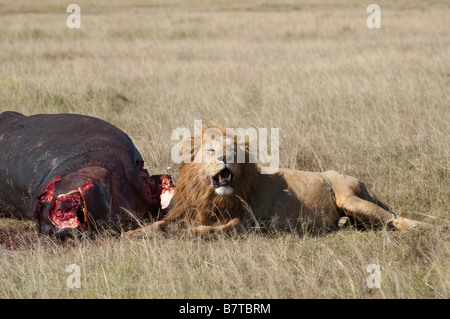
[322,170,420,231]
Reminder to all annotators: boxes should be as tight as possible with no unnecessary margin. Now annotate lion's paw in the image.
[390,217,422,231]
[122,221,166,238]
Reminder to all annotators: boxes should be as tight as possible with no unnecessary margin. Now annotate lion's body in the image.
[251,169,341,231]
[250,168,398,232]
[125,124,421,238]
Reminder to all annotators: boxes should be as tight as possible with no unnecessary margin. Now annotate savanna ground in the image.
[0,0,449,299]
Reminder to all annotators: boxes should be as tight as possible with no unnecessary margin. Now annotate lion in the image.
[125,124,422,237]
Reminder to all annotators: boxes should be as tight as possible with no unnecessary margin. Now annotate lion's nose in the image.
[217,155,227,163]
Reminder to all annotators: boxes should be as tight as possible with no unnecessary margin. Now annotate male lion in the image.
[125,124,421,237]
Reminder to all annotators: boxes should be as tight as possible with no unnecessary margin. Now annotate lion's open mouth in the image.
[212,168,234,188]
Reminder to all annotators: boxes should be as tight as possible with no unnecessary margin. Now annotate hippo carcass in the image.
[0,111,174,237]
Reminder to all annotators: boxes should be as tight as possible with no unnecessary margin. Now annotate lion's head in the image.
[165,123,259,226]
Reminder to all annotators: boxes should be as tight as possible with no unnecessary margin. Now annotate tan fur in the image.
[125,124,422,237]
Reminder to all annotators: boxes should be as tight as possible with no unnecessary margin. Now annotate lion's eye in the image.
[206,148,215,153]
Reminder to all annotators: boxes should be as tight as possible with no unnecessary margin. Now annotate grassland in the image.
[0,0,449,298]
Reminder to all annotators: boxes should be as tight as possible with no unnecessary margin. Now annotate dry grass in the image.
[0,0,449,298]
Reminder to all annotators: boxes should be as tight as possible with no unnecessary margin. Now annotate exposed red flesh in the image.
[47,182,94,229]
[34,176,61,228]
[48,194,83,229]
[138,160,175,216]
[34,176,93,230]
[34,161,175,231]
